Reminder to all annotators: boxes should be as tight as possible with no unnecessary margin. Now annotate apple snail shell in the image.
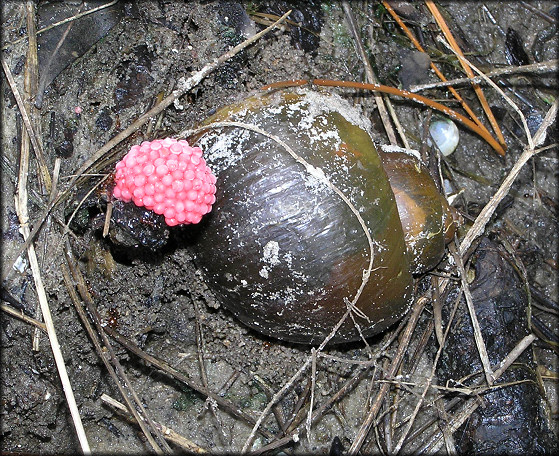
[189,88,456,344]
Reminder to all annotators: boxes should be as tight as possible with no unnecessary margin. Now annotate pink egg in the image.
[144,183,155,196]
[134,174,146,187]
[156,164,169,176]
[143,196,154,208]
[164,207,175,219]
[143,163,155,176]
[153,203,165,215]
[170,143,182,154]
[172,180,184,192]
[162,174,173,187]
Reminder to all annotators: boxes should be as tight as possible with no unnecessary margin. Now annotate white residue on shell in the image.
[299,89,374,134]
[198,128,251,174]
[262,240,280,266]
[381,144,422,161]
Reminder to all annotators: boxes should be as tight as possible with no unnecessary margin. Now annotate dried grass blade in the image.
[451,245,495,386]
[1,56,52,192]
[5,3,89,451]
[62,252,169,454]
[410,59,558,92]
[19,237,91,453]
[347,297,428,455]
[1,303,47,332]
[423,333,538,453]
[458,99,558,254]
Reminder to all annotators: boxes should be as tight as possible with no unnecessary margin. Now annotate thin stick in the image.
[347,297,427,455]
[103,326,275,440]
[1,303,47,331]
[452,244,494,385]
[9,3,88,451]
[423,333,538,453]
[425,0,507,151]
[334,77,497,151]
[193,299,226,446]
[305,348,317,445]
[459,99,558,255]
[62,252,169,453]
[410,59,558,92]
[1,54,51,192]
[60,10,293,197]
[19,236,91,454]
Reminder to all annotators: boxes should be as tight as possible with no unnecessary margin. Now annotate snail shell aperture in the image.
[189,88,456,344]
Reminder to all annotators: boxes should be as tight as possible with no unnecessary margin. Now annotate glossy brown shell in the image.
[379,150,457,273]
[190,88,414,344]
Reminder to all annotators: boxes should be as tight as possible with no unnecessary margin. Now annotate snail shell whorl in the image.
[379,150,457,274]
[190,88,452,344]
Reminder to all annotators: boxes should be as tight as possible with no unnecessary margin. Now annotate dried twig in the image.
[436,36,538,150]
[451,244,495,385]
[410,59,558,92]
[1,55,51,192]
[459,99,558,255]
[102,326,275,440]
[5,2,88,452]
[380,1,490,135]
[193,299,226,446]
[421,333,538,453]
[347,297,428,454]
[1,303,47,332]
[62,248,171,454]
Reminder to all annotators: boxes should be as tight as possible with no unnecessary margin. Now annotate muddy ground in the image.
[1,1,558,454]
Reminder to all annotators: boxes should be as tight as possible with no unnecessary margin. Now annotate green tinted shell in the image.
[189,88,414,344]
[379,150,457,274]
